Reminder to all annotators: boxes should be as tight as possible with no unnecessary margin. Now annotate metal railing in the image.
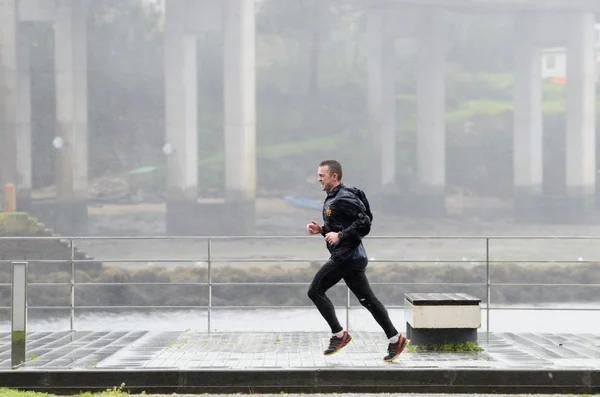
[2,235,600,336]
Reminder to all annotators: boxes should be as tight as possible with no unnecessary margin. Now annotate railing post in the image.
[486,237,490,341]
[207,238,212,334]
[11,261,27,368]
[70,238,75,332]
[346,287,350,331]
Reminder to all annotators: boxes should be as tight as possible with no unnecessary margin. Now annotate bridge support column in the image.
[16,23,32,211]
[414,7,446,216]
[223,0,256,235]
[0,6,32,209]
[367,9,396,190]
[47,1,89,235]
[164,0,201,235]
[565,11,596,222]
[367,9,402,214]
[513,12,545,222]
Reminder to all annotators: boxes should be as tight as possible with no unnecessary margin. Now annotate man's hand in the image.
[325,231,340,245]
[306,220,322,235]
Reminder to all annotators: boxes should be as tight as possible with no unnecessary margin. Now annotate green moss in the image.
[408,340,484,354]
[11,331,26,344]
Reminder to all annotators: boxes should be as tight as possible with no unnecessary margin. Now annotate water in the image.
[2,304,599,333]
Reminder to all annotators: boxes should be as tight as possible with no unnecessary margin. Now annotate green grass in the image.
[0,385,132,397]
[0,212,44,236]
[199,133,349,167]
[445,97,600,124]
[445,99,513,124]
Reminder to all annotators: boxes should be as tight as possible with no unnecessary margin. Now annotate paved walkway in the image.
[2,330,600,370]
[3,331,600,394]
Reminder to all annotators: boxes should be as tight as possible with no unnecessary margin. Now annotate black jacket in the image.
[320,184,371,264]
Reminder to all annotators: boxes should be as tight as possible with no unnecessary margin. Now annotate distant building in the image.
[541,24,600,81]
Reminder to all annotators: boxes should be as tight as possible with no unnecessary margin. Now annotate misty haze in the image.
[1,0,600,334]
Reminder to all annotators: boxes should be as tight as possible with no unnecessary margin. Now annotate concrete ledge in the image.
[3,368,600,394]
[166,199,255,236]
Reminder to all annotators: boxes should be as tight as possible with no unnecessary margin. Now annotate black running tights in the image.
[307,259,398,339]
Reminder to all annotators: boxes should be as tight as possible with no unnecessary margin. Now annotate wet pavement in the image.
[3,331,600,394]
[2,331,600,370]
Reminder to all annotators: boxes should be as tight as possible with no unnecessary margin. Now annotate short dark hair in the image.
[319,160,343,181]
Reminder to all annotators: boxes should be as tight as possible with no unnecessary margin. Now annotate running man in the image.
[306,159,410,362]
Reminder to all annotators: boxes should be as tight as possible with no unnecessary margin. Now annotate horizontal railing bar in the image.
[208,281,482,286]
[0,259,479,263]
[1,304,600,311]
[197,259,487,263]
[5,281,600,288]
[4,235,600,240]
[205,305,355,309]
[486,260,600,263]
[28,282,209,286]
[20,306,72,310]
[0,236,488,240]
[33,305,320,309]
[1,281,490,287]
[0,259,205,263]
[24,305,208,310]
[487,306,600,311]
[492,283,600,287]
[1,259,600,264]
[379,305,600,310]
[4,305,600,311]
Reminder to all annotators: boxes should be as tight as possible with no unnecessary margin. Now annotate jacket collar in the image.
[326,183,343,199]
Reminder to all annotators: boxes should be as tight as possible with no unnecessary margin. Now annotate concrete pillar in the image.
[513,12,544,222]
[0,0,18,195]
[52,1,89,234]
[0,2,31,211]
[164,0,201,235]
[16,23,32,209]
[366,9,396,189]
[415,7,446,215]
[565,11,597,221]
[223,0,256,234]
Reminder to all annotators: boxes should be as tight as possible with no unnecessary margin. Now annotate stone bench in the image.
[404,292,481,346]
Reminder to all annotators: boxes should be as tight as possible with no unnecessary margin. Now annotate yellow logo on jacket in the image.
[325,207,331,217]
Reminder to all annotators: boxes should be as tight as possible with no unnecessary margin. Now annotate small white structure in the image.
[404,292,481,345]
[541,24,600,80]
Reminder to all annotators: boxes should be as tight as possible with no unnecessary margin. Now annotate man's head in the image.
[318,160,343,192]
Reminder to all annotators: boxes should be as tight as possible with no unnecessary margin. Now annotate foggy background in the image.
[11,0,598,236]
[2,0,600,334]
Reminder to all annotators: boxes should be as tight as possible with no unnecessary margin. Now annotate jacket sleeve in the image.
[339,196,371,242]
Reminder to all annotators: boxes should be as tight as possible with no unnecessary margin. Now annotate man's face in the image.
[318,165,337,192]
